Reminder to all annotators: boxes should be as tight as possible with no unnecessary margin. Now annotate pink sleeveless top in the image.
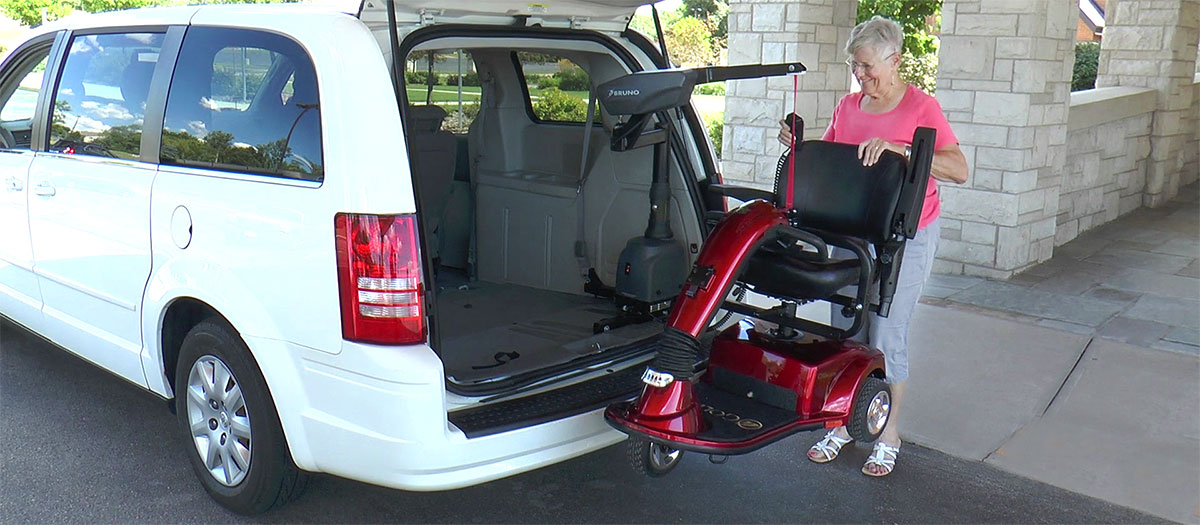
[821,84,958,230]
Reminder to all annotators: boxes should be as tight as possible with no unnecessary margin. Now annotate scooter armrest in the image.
[709,184,775,203]
[774,225,829,259]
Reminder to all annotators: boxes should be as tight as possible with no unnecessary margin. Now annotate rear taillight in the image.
[334,213,425,345]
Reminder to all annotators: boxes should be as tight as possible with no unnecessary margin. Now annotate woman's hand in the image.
[858,138,904,166]
[777,118,795,146]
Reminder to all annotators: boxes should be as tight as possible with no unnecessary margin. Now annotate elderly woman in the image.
[778,16,969,477]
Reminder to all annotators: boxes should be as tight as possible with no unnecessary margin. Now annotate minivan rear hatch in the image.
[357,0,645,33]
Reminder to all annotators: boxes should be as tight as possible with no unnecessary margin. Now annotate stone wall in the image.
[933,0,1077,278]
[721,0,856,187]
[1096,0,1200,207]
[1057,87,1156,245]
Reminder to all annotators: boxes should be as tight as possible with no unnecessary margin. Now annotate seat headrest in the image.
[407,105,448,133]
[120,59,156,114]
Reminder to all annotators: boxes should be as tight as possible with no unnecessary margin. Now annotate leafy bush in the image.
[900,50,938,94]
[694,82,725,96]
[1072,41,1099,92]
[552,68,590,92]
[441,72,480,86]
[705,111,723,158]
[404,71,440,85]
[532,88,588,122]
[531,74,559,90]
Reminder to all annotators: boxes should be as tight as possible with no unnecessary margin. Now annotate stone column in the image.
[933,0,1076,278]
[1096,0,1200,206]
[722,0,857,188]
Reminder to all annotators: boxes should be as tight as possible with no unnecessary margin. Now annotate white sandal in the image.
[862,442,900,476]
[807,430,852,464]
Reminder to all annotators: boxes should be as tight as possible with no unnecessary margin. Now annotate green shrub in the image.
[1072,41,1099,92]
[532,74,559,90]
[900,51,938,94]
[694,82,725,96]
[552,67,589,92]
[532,88,588,122]
[705,111,723,158]
[404,71,439,85]
[441,72,480,86]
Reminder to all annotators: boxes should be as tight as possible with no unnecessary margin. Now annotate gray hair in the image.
[845,15,904,58]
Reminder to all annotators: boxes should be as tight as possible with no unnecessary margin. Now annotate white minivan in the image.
[0,0,735,514]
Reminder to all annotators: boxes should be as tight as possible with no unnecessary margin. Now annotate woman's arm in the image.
[930,143,968,184]
[855,139,969,184]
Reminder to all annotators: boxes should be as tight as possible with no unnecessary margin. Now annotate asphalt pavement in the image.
[0,318,1161,524]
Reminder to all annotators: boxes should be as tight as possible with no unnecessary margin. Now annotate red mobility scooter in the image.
[594,66,935,476]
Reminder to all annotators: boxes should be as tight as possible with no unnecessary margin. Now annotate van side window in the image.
[160,27,323,182]
[513,52,593,124]
[49,33,165,159]
[0,45,50,149]
[405,49,477,134]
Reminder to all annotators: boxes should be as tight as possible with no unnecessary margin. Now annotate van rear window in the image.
[160,27,323,182]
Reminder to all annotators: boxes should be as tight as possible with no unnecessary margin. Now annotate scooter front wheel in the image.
[627,438,683,477]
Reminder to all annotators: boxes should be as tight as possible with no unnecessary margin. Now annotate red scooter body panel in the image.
[668,200,788,337]
[706,323,884,418]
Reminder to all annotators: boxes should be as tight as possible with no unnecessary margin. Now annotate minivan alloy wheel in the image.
[186,355,252,487]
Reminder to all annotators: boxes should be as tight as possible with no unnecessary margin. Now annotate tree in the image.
[681,0,727,40]
[856,0,941,57]
[0,0,298,27]
[667,16,717,67]
[0,0,73,27]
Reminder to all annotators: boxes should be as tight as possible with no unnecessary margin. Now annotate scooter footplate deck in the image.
[685,383,823,454]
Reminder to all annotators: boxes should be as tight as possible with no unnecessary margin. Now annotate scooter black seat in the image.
[741,242,862,300]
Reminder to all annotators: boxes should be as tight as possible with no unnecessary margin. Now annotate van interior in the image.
[400,38,709,395]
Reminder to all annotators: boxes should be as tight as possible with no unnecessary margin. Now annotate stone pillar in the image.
[933,0,1076,278]
[722,0,857,188]
[1097,0,1200,206]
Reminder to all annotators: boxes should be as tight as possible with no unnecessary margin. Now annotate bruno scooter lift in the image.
[595,64,936,476]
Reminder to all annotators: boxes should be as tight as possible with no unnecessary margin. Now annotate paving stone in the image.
[1151,338,1200,357]
[1176,259,1200,278]
[1084,246,1193,274]
[1006,271,1046,287]
[1082,286,1141,305]
[1103,224,1178,245]
[1035,319,1096,336]
[1123,295,1200,329]
[1096,316,1171,347]
[1150,237,1200,258]
[1164,326,1200,347]
[1053,233,1113,259]
[947,280,1123,327]
[1100,269,1200,301]
[1031,270,1103,295]
[921,284,960,299]
[926,273,986,290]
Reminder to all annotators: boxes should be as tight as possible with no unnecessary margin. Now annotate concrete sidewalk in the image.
[904,303,1199,524]
[900,183,1200,523]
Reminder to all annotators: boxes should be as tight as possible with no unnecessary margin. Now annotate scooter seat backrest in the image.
[775,140,906,245]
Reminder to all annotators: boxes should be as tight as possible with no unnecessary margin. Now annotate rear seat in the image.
[405,105,456,262]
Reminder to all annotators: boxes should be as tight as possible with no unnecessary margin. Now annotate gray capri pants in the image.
[831,218,940,384]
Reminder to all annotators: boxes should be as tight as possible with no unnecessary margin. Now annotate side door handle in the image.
[4,176,21,192]
[33,181,55,197]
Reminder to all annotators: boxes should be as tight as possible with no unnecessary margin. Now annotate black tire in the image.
[174,318,308,515]
[846,376,891,443]
[626,437,683,477]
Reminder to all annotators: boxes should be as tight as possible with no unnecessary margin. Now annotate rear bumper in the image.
[257,337,627,491]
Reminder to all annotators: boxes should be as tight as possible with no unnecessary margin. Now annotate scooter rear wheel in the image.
[847,376,891,442]
[627,438,683,477]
